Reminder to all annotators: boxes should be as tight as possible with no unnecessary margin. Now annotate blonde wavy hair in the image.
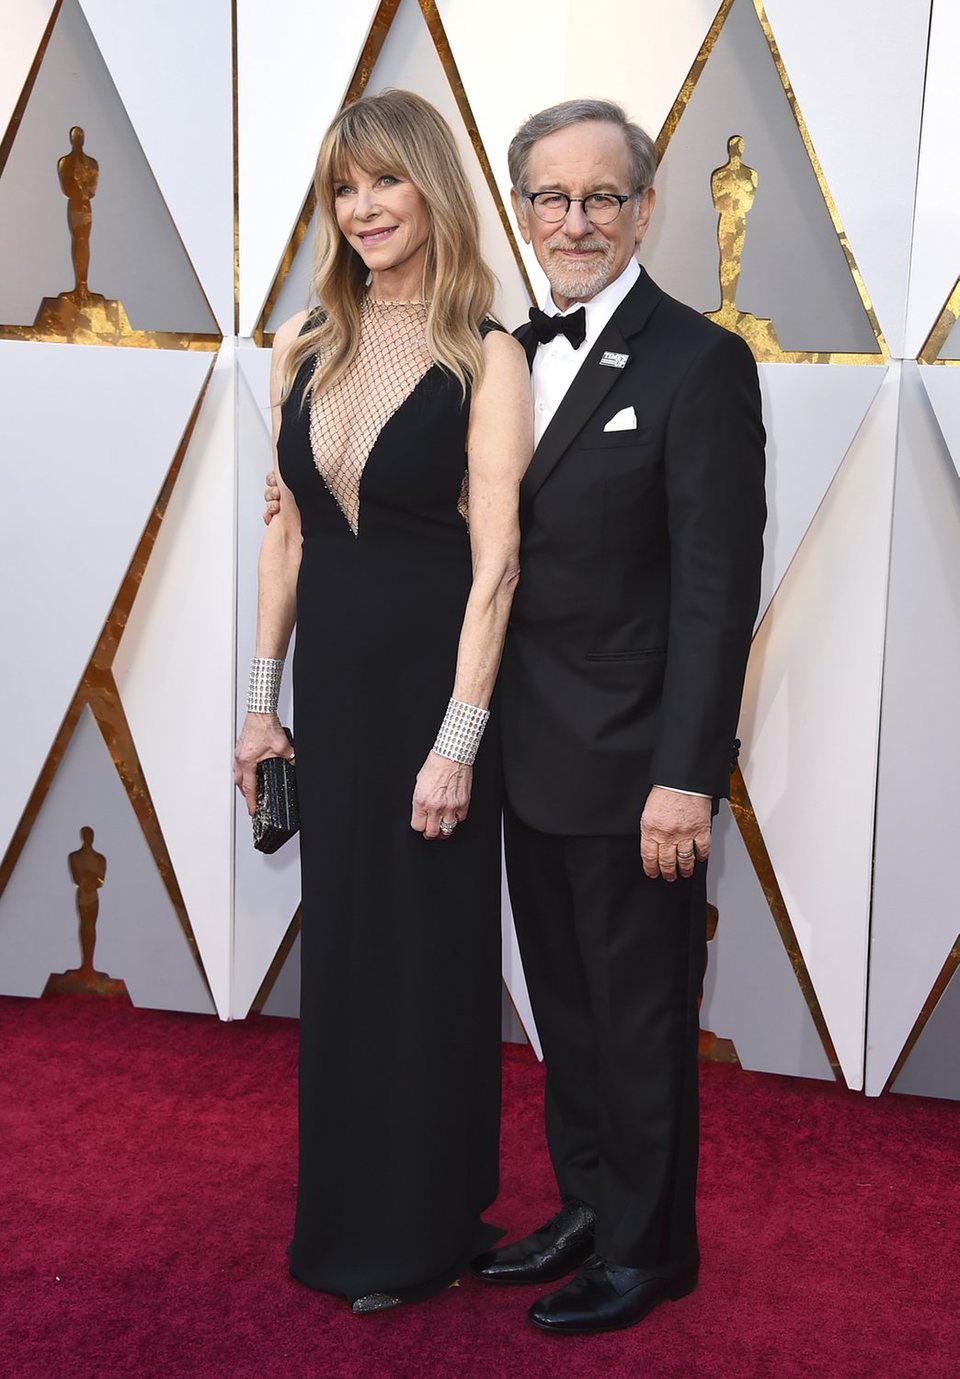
[282,90,496,404]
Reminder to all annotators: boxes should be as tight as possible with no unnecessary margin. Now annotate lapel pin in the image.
[600,351,629,369]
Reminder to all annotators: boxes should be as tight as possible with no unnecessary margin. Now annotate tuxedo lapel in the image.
[519,271,664,512]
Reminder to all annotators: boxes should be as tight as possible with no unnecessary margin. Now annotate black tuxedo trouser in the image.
[504,798,707,1271]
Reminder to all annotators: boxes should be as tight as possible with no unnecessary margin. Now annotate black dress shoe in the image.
[528,1253,699,1333]
[471,1199,596,1285]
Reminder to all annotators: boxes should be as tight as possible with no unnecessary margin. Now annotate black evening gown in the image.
[276,305,504,1303]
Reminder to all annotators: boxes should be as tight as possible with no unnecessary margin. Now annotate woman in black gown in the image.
[234,91,532,1312]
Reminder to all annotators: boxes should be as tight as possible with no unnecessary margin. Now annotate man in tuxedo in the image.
[263,97,765,1334]
[468,99,765,1334]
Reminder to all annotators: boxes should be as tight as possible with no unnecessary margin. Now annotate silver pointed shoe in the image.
[351,1292,402,1315]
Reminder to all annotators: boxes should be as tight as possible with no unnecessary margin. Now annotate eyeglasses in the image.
[524,191,638,225]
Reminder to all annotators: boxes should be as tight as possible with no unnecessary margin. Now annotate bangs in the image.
[323,106,413,193]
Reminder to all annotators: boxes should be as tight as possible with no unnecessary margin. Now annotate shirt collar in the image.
[541,256,641,339]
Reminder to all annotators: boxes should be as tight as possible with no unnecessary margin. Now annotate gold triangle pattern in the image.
[918,276,960,365]
[656,0,888,364]
[885,934,960,1093]
[0,0,220,351]
[728,766,845,1084]
[253,0,532,347]
[0,362,217,1005]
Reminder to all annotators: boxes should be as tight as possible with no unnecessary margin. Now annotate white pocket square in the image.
[603,406,637,432]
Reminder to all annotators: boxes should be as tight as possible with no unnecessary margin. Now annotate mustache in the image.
[544,236,611,254]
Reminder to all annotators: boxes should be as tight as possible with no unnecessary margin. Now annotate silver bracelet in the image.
[246,657,284,714]
[433,697,490,765]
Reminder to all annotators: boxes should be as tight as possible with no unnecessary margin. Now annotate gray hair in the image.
[507,98,657,195]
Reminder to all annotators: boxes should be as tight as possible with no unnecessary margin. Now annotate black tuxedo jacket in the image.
[500,270,766,835]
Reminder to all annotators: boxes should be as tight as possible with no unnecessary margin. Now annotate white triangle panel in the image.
[566,0,721,141]
[365,0,530,329]
[905,2,960,357]
[237,0,382,337]
[0,341,211,864]
[440,0,722,308]
[0,1,56,138]
[865,364,960,1093]
[0,707,212,1012]
[763,0,930,359]
[501,854,542,1060]
[438,0,568,304]
[261,929,301,1019]
[703,807,833,1081]
[78,0,234,332]
[232,345,301,1017]
[919,366,960,481]
[756,363,885,621]
[739,365,899,1089]
[112,344,235,1018]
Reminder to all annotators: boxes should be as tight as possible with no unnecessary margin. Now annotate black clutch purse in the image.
[253,728,299,854]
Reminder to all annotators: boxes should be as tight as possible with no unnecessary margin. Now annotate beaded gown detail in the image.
[278,301,504,1302]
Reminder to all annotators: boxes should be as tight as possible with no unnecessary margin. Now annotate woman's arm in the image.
[411,329,533,840]
[233,313,307,813]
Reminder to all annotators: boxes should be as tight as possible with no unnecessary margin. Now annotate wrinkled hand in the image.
[411,752,472,840]
[234,713,295,815]
[640,786,712,882]
[263,469,281,526]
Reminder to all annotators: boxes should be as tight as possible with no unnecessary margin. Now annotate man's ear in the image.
[635,187,656,247]
[511,187,531,246]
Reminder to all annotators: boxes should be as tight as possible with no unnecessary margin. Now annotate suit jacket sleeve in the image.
[648,328,766,798]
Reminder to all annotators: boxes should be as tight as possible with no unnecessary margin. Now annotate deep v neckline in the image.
[308,298,433,537]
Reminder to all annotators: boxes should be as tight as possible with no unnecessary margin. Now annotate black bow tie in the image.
[528,305,587,350]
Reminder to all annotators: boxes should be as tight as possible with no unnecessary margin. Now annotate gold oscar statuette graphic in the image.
[0,126,218,350]
[29,126,140,344]
[43,827,130,1000]
[698,903,741,1065]
[705,134,781,356]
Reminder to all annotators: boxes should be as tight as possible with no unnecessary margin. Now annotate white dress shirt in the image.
[530,257,708,803]
[532,257,640,446]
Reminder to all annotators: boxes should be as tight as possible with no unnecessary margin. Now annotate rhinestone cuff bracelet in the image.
[247,657,284,714]
[433,697,490,765]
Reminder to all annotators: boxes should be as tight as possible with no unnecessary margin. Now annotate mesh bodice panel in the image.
[308,296,433,536]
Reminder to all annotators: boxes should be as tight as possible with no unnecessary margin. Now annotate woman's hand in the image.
[234,713,295,815]
[411,752,472,840]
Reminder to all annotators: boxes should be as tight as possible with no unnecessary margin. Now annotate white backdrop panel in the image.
[566,0,719,138]
[756,364,885,622]
[739,366,899,1089]
[0,1,55,138]
[437,0,568,305]
[866,363,960,1093]
[904,0,960,357]
[920,366,960,481]
[78,0,234,332]
[0,341,211,862]
[0,707,212,1012]
[236,0,381,337]
[112,345,235,1018]
[763,0,930,359]
[703,806,834,1080]
[232,345,301,1017]
[365,0,530,330]
[501,853,541,1059]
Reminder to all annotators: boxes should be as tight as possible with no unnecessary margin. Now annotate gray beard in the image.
[543,245,615,303]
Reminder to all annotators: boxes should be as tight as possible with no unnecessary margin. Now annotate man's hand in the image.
[640,786,712,882]
[263,469,281,525]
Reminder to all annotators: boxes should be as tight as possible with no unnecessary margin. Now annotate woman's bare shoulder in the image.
[272,310,310,355]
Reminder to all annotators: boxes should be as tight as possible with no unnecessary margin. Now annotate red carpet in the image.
[1,995,957,1379]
